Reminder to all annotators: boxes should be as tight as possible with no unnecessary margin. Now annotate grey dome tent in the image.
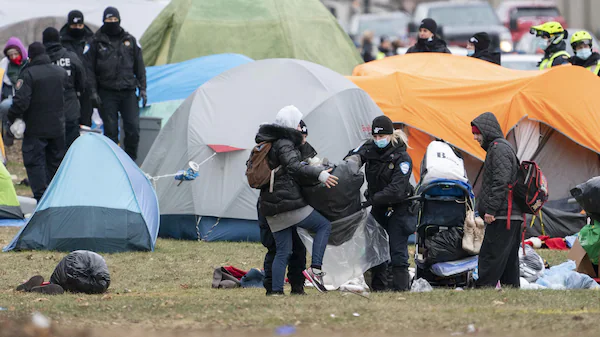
[141,59,382,241]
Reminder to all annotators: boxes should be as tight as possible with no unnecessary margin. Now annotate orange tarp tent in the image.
[349,53,600,180]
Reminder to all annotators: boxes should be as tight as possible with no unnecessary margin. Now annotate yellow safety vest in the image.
[586,60,600,75]
[376,52,386,60]
[539,51,571,70]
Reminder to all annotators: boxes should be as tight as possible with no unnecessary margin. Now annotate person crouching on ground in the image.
[349,116,416,292]
[471,112,521,288]
[258,119,317,296]
[255,106,338,295]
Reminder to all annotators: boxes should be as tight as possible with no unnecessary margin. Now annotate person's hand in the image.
[138,89,147,108]
[91,92,102,108]
[484,213,495,224]
[324,168,339,188]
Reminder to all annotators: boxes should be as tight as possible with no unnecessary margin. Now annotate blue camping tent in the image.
[140,53,254,124]
[3,133,160,253]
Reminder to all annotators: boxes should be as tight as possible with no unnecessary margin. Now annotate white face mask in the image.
[467,50,475,56]
[537,38,549,51]
[576,48,592,60]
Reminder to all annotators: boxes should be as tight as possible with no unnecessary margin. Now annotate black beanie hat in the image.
[372,116,394,135]
[42,27,60,44]
[470,32,491,51]
[420,18,438,35]
[103,6,120,21]
[299,120,308,135]
[28,42,46,60]
[68,10,84,25]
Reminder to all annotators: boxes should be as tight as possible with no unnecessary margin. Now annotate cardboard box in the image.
[567,238,599,278]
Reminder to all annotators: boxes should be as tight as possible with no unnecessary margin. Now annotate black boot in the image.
[290,284,306,295]
[392,267,410,292]
[369,263,389,292]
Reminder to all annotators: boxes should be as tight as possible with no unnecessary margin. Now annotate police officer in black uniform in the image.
[349,116,416,292]
[7,42,67,201]
[60,10,94,127]
[43,27,85,149]
[85,7,146,161]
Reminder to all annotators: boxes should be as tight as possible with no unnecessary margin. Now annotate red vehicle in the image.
[496,1,567,43]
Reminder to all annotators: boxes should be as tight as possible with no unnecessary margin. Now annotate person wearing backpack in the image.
[471,112,522,288]
[251,105,338,295]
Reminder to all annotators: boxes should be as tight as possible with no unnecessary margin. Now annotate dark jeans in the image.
[272,210,331,292]
[79,90,93,127]
[259,210,306,293]
[22,135,65,201]
[98,89,139,161]
[65,119,80,150]
[476,219,522,288]
[369,206,416,291]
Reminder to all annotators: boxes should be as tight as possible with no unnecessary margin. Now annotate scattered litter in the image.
[467,324,477,333]
[275,325,296,336]
[455,287,464,291]
[0,307,6,311]
[492,300,505,306]
[410,278,433,292]
[124,288,131,293]
[330,314,336,318]
[397,297,406,301]
[101,294,112,300]
[353,312,360,317]
[31,312,50,329]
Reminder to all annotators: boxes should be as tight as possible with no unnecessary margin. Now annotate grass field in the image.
[1,226,599,337]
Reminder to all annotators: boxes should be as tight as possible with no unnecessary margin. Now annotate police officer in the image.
[349,116,415,292]
[7,42,67,201]
[530,22,570,70]
[406,18,451,54]
[85,7,146,161]
[60,10,94,127]
[467,32,501,65]
[43,27,85,148]
[569,31,600,76]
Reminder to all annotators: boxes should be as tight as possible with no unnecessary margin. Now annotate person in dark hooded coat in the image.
[60,10,95,127]
[406,18,451,54]
[467,32,501,65]
[470,112,521,288]
[43,27,85,148]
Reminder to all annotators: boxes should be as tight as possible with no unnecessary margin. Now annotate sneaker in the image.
[16,275,44,292]
[30,284,64,295]
[303,269,327,293]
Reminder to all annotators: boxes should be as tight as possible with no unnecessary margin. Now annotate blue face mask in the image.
[467,50,475,56]
[375,138,389,149]
[577,48,592,60]
[537,38,549,51]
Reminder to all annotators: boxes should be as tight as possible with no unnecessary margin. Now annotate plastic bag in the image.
[519,245,545,282]
[301,157,364,221]
[425,227,471,264]
[410,278,433,292]
[571,176,600,220]
[9,118,25,139]
[535,260,600,290]
[297,209,390,289]
[50,250,110,294]
[420,141,468,185]
[578,221,600,265]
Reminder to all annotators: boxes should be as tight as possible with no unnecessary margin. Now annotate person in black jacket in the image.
[256,106,338,295]
[406,18,451,54]
[470,112,521,288]
[85,7,146,161]
[349,116,415,292]
[258,119,316,296]
[467,32,501,65]
[60,10,94,127]
[7,42,67,201]
[43,27,85,149]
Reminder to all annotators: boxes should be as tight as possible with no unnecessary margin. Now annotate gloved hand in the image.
[138,89,147,108]
[91,92,102,108]
[361,200,372,209]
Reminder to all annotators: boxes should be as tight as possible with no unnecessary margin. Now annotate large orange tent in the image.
[349,54,600,202]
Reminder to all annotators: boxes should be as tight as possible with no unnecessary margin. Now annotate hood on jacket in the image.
[570,51,600,67]
[255,124,303,147]
[44,42,65,57]
[274,105,303,129]
[3,37,27,59]
[471,112,505,151]
[59,23,94,41]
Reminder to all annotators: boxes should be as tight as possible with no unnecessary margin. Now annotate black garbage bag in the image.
[301,156,364,222]
[425,227,471,264]
[571,176,600,221]
[50,250,111,294]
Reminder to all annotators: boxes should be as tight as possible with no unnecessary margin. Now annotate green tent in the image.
[0,162,23,219]
[140,0,363,75]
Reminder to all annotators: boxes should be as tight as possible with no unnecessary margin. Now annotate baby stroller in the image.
[412,140,477,288]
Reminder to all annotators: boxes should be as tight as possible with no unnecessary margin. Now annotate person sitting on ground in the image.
[255,105,338,295]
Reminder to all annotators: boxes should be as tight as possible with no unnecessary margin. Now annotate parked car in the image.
[409,0,514,53]
[348,11,413,47]
[496,1,567,43]
[515,28,599,55]
[501,54,541,70]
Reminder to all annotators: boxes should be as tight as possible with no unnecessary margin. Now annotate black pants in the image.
[65,119,80,150]
[22,135,65,201]
[79,90,93,127]
[476,219,522,288]
[258,206,306,293]
[98,89,139,161]
[369,206,416,291]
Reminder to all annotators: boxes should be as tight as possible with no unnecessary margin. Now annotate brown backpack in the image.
[246,141,280,192]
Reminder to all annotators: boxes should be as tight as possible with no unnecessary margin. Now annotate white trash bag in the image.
[10,118,25,139]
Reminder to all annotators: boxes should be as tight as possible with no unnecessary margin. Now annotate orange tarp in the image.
[349,53,600,179]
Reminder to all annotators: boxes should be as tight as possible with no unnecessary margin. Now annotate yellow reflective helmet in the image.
[571,30,593,49]
[530,21,568,45]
